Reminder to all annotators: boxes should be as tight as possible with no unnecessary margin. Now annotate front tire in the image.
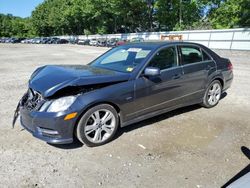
[202,80,222,108]
[76,104,119,147]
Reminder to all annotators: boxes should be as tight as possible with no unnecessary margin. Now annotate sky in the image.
[0,0,44,18]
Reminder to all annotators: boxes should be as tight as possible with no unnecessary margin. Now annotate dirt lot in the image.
[0,44,249,188]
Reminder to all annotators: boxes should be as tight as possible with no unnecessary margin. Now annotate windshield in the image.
[90,46,152,73]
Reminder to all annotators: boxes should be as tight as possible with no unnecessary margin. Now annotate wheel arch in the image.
[212,77,224,88]
[207,73,224,89]
[73,101,122,138]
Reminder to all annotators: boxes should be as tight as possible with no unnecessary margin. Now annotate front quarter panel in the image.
[74,80,135,124]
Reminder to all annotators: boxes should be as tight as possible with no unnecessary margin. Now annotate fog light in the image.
[37,127,58,135]
[64,112,78,120]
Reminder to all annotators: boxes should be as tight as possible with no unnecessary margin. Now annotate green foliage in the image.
[209,0,241,28]
[155,0,201,31]
[238,0,250,27]
[0,14,33,37]
[0,0,249,37]
[209,0,250,29]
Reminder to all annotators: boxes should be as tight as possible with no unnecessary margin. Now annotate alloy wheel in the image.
[84,109,116,143]
[207,82,221,106]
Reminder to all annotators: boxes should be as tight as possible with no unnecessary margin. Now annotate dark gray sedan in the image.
[13,42,233,147]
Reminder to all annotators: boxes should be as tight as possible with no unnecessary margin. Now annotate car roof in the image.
[123,41,203,49]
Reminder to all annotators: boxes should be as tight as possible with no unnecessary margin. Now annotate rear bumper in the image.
[223,71,233,91]
[19,107,78,144]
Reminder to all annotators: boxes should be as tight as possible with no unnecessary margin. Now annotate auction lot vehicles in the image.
[131,37,144,43]
[77,39,90,45]
[0,36,130,47]
[89,38,98,46]
[13,42,233,147]
[97,39,107,47]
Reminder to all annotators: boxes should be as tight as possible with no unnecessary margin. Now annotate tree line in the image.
[0,0,249,38]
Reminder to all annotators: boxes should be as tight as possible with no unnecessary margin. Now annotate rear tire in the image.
[202,80,222,108]
[76,104,119,147]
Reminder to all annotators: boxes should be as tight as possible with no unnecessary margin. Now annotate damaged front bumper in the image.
[12,89,84,144]
[19,107,76,144]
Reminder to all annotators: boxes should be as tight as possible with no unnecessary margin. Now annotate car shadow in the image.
[221,146,250,188]
[114,92,227,141]
[114,104,202,140]
[50,92,228,150]
[221,92,227,100]
[48,139,83,150]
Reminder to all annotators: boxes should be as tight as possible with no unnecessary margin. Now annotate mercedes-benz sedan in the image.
[13,42,233,147]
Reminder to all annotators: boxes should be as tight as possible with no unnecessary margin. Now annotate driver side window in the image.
[148,47,177,70]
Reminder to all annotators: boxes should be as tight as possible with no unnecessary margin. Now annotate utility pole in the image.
[146,0,154,31]
[179,0,182,26]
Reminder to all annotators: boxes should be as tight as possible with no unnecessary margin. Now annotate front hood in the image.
[29,65,130,97]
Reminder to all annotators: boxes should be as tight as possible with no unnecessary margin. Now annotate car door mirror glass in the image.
[144,67,160,77]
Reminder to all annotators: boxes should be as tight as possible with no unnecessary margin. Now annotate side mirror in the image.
[144,67,160,77]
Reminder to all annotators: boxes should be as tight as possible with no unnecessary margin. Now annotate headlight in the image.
[43,96,77,112]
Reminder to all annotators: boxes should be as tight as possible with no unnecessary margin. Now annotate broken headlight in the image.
[39,96,77,112]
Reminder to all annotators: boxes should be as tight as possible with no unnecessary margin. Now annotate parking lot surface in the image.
[0,44,249,188]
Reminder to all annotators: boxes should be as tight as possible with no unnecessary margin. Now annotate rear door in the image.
[178,45,216,100]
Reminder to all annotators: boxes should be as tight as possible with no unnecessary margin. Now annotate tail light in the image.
[228,61,233,71]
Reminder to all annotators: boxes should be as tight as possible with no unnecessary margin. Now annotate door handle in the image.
[172,74,181,79]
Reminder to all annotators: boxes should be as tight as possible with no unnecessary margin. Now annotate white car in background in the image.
[89,38,98,46]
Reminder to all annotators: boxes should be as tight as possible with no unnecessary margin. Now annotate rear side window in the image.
[180,46,202,65]
[202,50,212,61]
[148,47,177,70]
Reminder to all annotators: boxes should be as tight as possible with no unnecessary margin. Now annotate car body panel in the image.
[133,67,185,117]
[29,65,130,98]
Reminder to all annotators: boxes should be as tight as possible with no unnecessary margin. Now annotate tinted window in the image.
[180,46,202,65]
[202,50,212,61]
[148,47,177,70]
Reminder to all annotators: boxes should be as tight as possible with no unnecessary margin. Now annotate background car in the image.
[68,37,78,44]
[40,37,50,44]
[116,39,127,46]
[77,39,90,45]
[96,39,107,47]
[131,37,144,42]
[106,38,119,47]
[11,38,26,43]
[55,38,69,44]
[89,38,98,46]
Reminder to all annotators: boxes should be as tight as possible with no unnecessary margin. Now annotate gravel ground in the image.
[0,44,249,188]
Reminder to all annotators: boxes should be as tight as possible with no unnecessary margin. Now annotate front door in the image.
[133,46,186,117]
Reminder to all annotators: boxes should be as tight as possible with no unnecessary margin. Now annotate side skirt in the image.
[120,98,202,127]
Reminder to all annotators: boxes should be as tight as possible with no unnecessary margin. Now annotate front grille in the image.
[21,88,44,111]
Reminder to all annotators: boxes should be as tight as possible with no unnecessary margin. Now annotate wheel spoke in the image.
[102,111,113,123]
[208,90,213,95]
[85,125,97,135]
[208,96,212,103]
[90,114,97,122]
[102,126,112,134]
[212,85,217,92]
[94,111,100,121]
[93,128,102,142]
[215,88,221,95]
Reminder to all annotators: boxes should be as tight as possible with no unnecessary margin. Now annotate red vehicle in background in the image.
[116,39,127,46]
